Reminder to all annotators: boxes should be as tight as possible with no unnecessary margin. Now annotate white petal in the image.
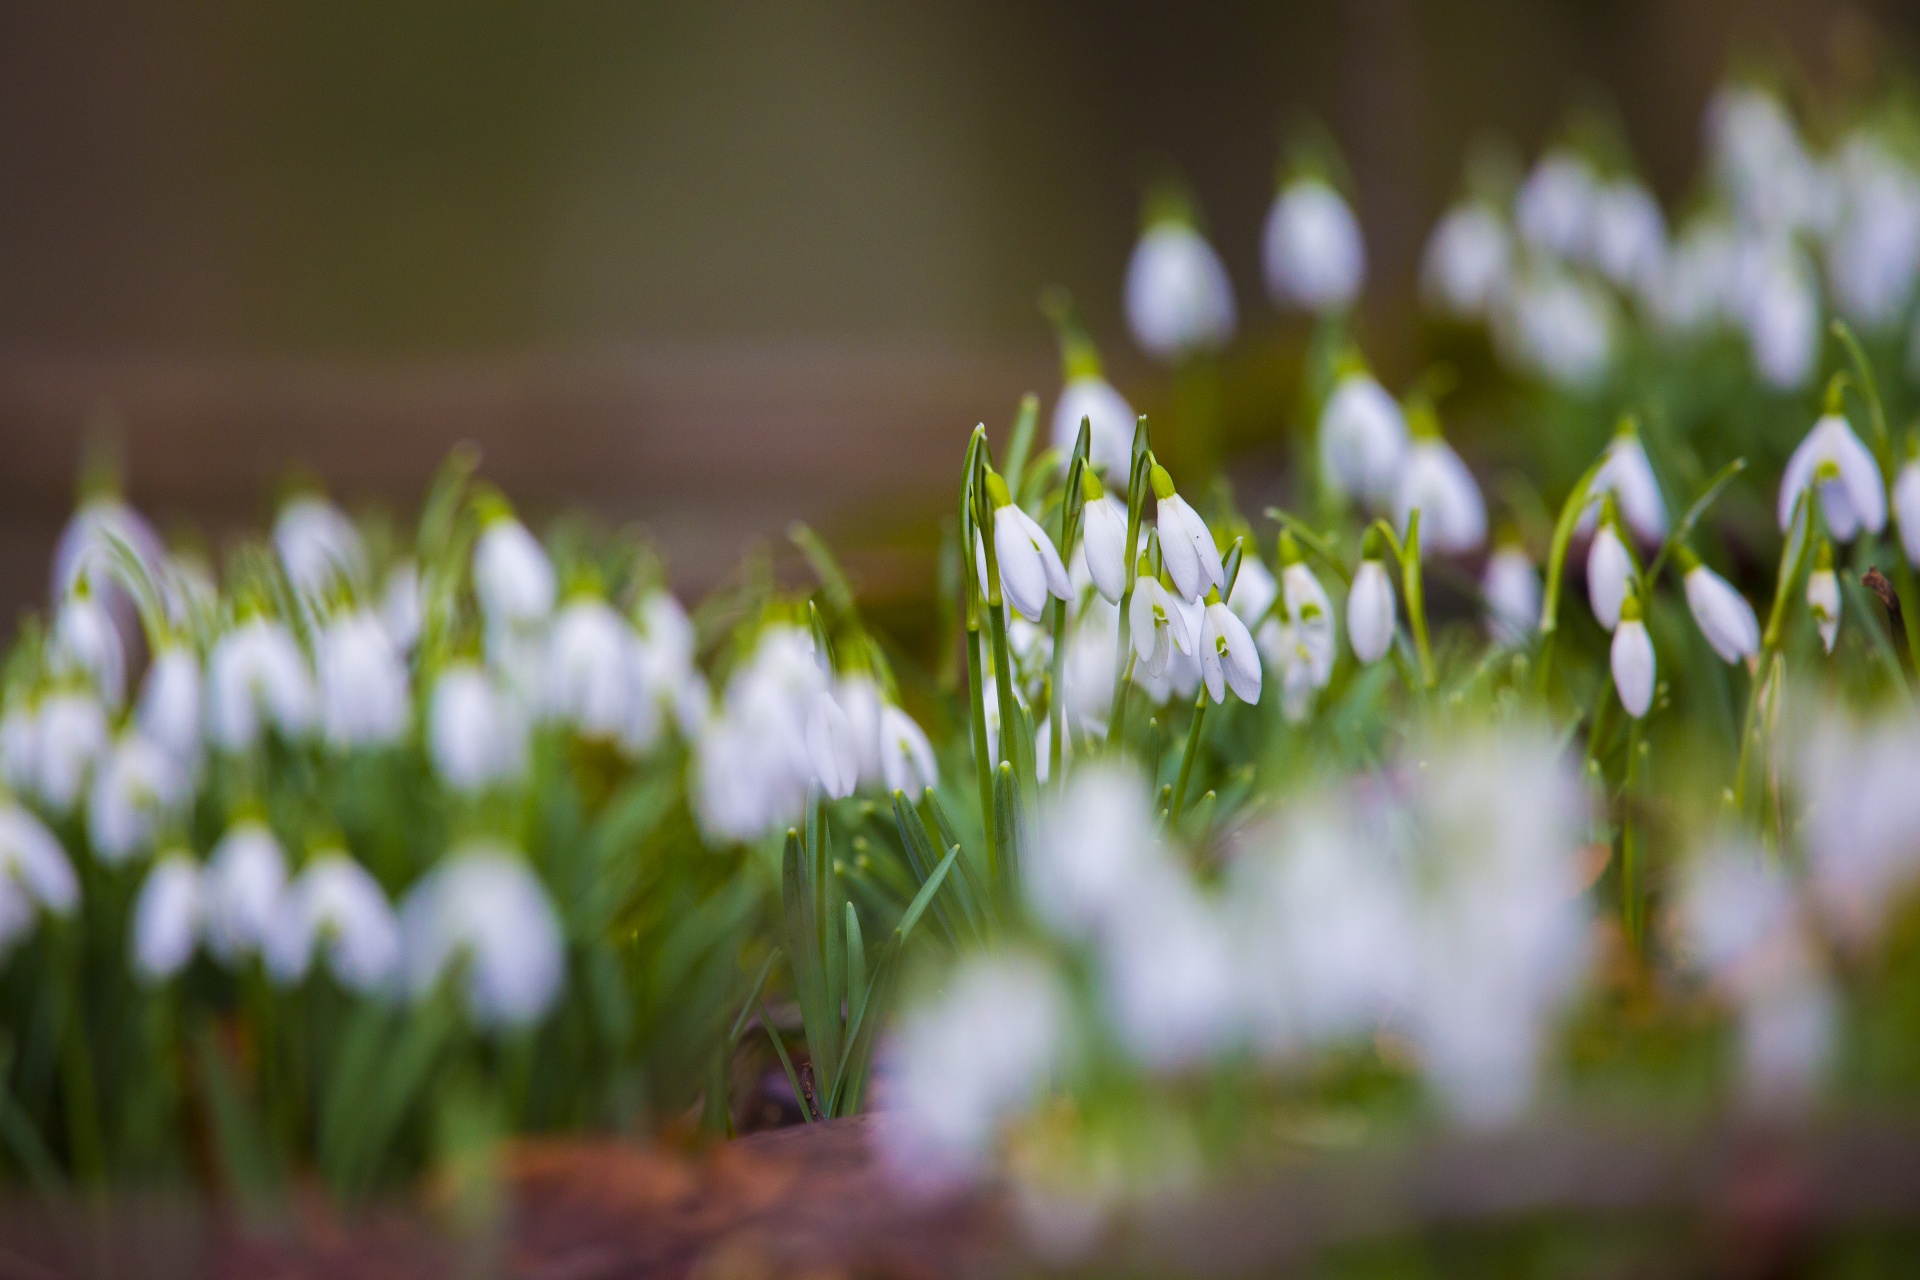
[1347,560,1396,663]
[1611,621,1655,717]
[1082,496,1129,604]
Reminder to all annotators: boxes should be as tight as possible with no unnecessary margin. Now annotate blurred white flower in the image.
[1515,151,1596,260]
[805,687,859,799]
[1421,203,1511,318]
[1652,221,1741,335]
[1281,558,1336,679]
[1611,600,1655,718]
[1483,544,1539,646]
[473,515,556,626]
[33,691,110,814]
[52,496,165,607]
[1898,458,1920,568]
[1708,85,1829,236]
[1395,434,1486,557]
[88,734,188,864]
[317,610,410,749]
[201,821,288,963]
[1151,466,1226,602]
[400,845,564,1029]
[0,704,35,795]
[1779,413,1885,540]
[1737,238,1820,391]
[1052,376,1136,485]
[692,625,823,842]
[1590,179,1667,294]
[380,559,423,653]
[545,596,634,739]
[0,802,78,956]
[131,853,201,983]
[1263,179,1364,311]
[1585,516,1635,632]
[1828,137,1920,331]
[266,852,401,994]
[879,705,938,800]
[1795,708,1920,946]
[207,617,316,751]
[1080,482,1129,605]
[274,496,367,601]
[1347,557,1395,664]
[429,663,528,793]
[1683,558,1760,664]
[1318,370,1408,510]
[1028,762,1162,939]
[1100,863,1239,1069]
[1499,269,1615,389]
[1227,555,1277,632]
[1125,221,1236,360]
[628,590,702,748]
[1807,547,1840,655]
[137,645,202,764]
[52,585,125,710]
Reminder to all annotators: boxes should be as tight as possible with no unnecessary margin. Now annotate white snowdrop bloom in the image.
[429,663,528,792]
[1150,466,1226,601]
[33,691,109,815]
[1652,220,1742,334]
[1052,376,1136,485]
[627,590,701,751]
[399,845,564,1029]
[1253,617,1315,724]
[1736,238,1820,391]
[833,672,884,785]
[131,853,201,983]
[207,617,316,751]
[1610,598,1655,718]
[1057,600,1118,736]
[1421,203,1511,318]
[1577,428,1668,545]
[317,610,410,749]
[1779,412,1886,540]
[878,704,937,799]
[1794,708,1920,946]
[1028,761,1163,939]
[1124,221,1236,360]
[0,803,79,955]
[1807,547,1840,655]
[1198,595,1263,705]
[379,560,423,653]
[1681,554,1760,664]
[1708,85,1826,235]
[1227,554,1277,632]
[137,645,202,764]
[1483,544,1540,647]
[265,853,400,994]
[1079,480,1129,605]
[1590,179,1667,293]
[1395,431,1486,557]
[804,688,859,799]
[52,586,125,710]
[1828,137,1920,331]
[544,596,634,739]
[274,497,366,601]
[1585,516,1636,632]
[1515,151,1596,260]
[1129,577,1193,678]
[1896,458,1920,568]
[52,496,165,604]
[1347,557,1395,664]
[473,515,556,626]
[690,625,824,842]
[1318,369,1409,509]
[881,951,1068,1184]
[988,481,1071,624]
[1263,178,1365,311]
[1100,863,1239,1069]
[201,821,287,963]
[1281,555,1336,681]
[1149,600,1207,705]
[88,734,188,864]
[1499,269,1615,389]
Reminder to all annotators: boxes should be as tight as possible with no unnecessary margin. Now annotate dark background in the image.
[0,0,1905,620]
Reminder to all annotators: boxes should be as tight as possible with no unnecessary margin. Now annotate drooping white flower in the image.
[131,853,201,983]
[832,672,883,785]
[399,845,564,1029]
[0,803,79,956]
[52,585,125,710]
[137,645,202,763]
[1421,203,1511,318]
[429,663,528,792]
[1681,553,1760,664]
[691,625,824,842]
[804,688,859,799]
[1828,136,1920,332]
[201,821,288,963]
[1794,707,1920,946]
[1779,412,1886,539]
[1708,85,1827,235]
[1028,762,1163,939]
[88,734,188,863]
[379,559,423,653]
[1585,513,1636,632]
[1079,479,1129,605]
[1198,594,1262,705]
[1099,862,1239,1069]
[274,496,367,602]
[1280,549,1336,682]
[1589,179,1667,294]
[1483,542,1540,647]
[1059,601,1118,736]
[265,852,401,993]
[1263,179,1365,311]
[1150,465,1225,601]
[206,617,316,751]
[1897,457,1920,568]
[1318,368,1408,510]
[878,705,938,799]
[52,496,165,606]
[1498,269,1616,389]
[1807,542,1840,654]
[33,691,110,814]
[1395,420,1486,557]
[1515,151,1596,261]
[1578,427,1668,545]
[1129,576,1193,677]
[1052,377,1136,486]
[1737,238,1820,391]
[1650,220,1742,334]
[317,609,410,749]
[545,596,634,739]
[987,478,1071,624]
[473,514,556,626]
[1347,557,1396,664]
[1611,596,1655,718]
[628,589,702,749]
[1124,220,1236,360]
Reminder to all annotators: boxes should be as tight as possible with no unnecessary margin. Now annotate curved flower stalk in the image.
[1394,402,1486,557]
[1263,177,1365,312]
[399,845,564,1029]
[1124,194,1236,360]
[1318,355,1409,511]
[265,850,401,994]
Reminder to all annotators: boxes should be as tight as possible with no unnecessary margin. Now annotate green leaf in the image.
[844,904,868,1039]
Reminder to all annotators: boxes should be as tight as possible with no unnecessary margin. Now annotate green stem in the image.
[1399,512,1437,690]
[1171,691,1208,822]
[964,626,995,883]
[1621,716,1645,953]
[1734,492,1814,814]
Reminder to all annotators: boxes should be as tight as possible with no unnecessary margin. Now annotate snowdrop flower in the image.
[1779,410,1886,539]
[1585,501,1637,632]
[1827,136,1920,331]
[1678,548,1760,664]
[1100,864,1238,1069]
[429,663,528,792]
[1737,239,1820,391]
[1421,203,1511,318]
[52,582,125,709]
[88,734,188,863]
[1279,536,1336,679]
[1028,762,1162,938]
[1347,553,1396,665]
[1611,593,1655,718]
[1807,540,1840,654]
[1499,269,1615,389]
[1226,555,1277,632]
[266,852,400,994]
[1124,216,1236,359]
[1059,602,1118,735]
[804,688,859,799]
[545,595,634,739]
[137,645,202,763]
[986,472,1071,623]
[399,845,564,1029]
[878,705,938,799]
[1590,179,1667,294]
[1484,541,1540,647]
[52,495,164,605]
[473,510,556,626]
[1129,574,1193,677]
[317,610,410,749]
[1899,454,1920,569]
[1318,363,1408,510]
[629,589,703,746]
[1578,424,1668,545]
[691,625,824,842]
[1515,151,1596,260]
[1394,408,1486,556]
[274,496,367,602]
[201,821,287,963]
[1198,590,1262,705]
[0,803,78,955]
[207,616,316,751]
[1263,178,1364,311]
[1150,464,1225,601]
[882,951,1068,1184]
[1709,85,1823,234]
[1794,707,1920,946]
[33,691,109,814]
[131,853,201,983]
[832,672,883,784]
[380,560,423,653]
[1078,473,1129,604]
[1047,309,1137,482]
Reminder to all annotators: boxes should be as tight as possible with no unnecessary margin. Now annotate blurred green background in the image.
[0,0,1908,620]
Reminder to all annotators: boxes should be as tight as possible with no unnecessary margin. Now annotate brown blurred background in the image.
[0,0,1908,624]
